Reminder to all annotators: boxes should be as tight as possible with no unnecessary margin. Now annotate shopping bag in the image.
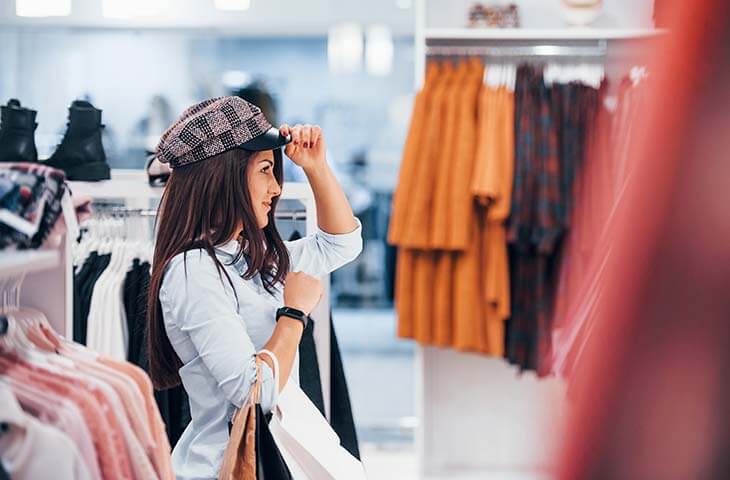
[268,382,367,480]
[219,398,257,480]
[219,351,293,480]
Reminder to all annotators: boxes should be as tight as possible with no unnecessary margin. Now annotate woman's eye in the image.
[261,166,270,173]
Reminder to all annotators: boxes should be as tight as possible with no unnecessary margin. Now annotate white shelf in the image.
[0,250,60,279]
[69,169,162,202]
[69,169,313,202]
[425,27,668,41]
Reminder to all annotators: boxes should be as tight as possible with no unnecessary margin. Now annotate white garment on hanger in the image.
[85,238,136,360]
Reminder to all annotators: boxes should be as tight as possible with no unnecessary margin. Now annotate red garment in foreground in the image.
[558,1,730,479]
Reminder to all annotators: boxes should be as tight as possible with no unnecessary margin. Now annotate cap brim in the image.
[238,127,291,152]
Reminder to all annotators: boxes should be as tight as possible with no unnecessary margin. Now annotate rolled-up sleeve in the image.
[285,217,363,277]
[160,252,279,412]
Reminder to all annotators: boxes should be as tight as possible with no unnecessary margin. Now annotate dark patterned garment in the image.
[505,65,603,375]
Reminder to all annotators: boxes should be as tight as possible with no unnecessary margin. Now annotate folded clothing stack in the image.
[0,163,67,249]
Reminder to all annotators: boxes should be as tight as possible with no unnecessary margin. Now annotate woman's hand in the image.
[283,271,323,315]
[280,124,326,173]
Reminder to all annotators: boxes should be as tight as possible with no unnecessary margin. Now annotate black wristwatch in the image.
[276,306,309,329]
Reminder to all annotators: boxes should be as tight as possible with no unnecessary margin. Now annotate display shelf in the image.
[69,169,313,202]
[68,169,162,202]
[425,27,668,41]
[0,250,60,279]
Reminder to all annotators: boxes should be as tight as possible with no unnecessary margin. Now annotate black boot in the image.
[46,100,110,181]
[0,99,38,163]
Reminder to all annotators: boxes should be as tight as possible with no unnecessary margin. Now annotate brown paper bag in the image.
[218,359,263,480]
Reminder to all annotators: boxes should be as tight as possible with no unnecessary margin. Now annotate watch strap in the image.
[276,306,308,328]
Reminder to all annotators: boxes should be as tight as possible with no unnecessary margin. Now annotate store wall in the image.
[0,0,414,36]
[0,30,414,179]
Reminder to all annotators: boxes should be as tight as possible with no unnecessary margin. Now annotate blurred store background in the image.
[0,1,673,478]
[0,0,419,460]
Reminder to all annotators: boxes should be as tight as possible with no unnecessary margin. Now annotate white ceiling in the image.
[0,0,416,36]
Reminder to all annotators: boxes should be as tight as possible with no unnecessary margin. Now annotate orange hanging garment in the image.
[430,60,470,249]
[391,62,442,341]
[389,62,441,245]
[400,63,458,345]
[446,59,486,250]
[400,62,456,249]
[452,211,489,352]
[427,61,475,346]
[472,82,516,356]
[432,60,485,346]
[411,250,437,343]
[431,250,455,346]
[395,248,416,339]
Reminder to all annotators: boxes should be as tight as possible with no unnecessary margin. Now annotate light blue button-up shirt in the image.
[160,218,362,480]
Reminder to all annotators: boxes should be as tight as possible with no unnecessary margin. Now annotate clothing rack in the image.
[411,2,616,474]
[92,207,158,217]
[426,42,608,57]
[91,206,309,221]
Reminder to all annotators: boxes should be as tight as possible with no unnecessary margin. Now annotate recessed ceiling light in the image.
[214,0,251,11]
[328,23,364,74]
[102,0,170,18]
[366,25,394,76]
[16,0,71,17]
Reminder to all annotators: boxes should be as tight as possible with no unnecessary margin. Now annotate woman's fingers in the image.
[284,141,296,157]
[290,124,302,146]
[281,124,322,149]
[311,125,322,148]
[301,125,312,149]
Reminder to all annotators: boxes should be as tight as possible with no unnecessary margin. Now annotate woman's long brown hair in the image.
[147,148,290,390]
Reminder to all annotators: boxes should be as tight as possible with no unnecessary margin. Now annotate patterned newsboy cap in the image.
[155,96,275,169]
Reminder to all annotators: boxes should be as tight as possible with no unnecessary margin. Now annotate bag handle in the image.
[252,348,280,405]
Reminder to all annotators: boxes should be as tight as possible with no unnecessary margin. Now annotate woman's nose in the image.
[270,180,282,196]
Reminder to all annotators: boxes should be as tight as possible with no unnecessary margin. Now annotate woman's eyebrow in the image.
[260,158,274,166]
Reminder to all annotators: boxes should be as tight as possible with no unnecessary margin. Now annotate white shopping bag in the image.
[268,382,367,480]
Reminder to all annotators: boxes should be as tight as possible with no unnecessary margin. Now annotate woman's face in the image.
[247,150,281,229]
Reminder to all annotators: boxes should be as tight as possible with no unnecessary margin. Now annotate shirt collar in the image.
[214,239,265,286]
[214,238,273,292]
[213,239,248,275]
[214,239,241,258]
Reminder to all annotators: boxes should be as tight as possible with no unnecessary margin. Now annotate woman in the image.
[146,96,362,480]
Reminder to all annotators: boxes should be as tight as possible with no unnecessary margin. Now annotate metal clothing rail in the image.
[426,42,608,57]
[92,206,309,221]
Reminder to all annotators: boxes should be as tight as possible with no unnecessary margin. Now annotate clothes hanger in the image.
[2,274,56,353]
[0,277,70,368]
[14,308,56,353]
[74,216,98,266]
[80,217,102,258]
[0,311,54,368]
